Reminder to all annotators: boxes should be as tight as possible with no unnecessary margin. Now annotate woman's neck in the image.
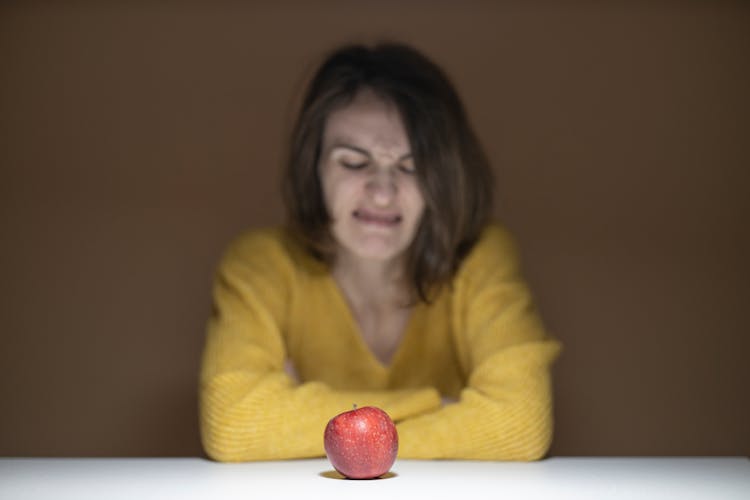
[331,250,415,365]
[331,251,411,311]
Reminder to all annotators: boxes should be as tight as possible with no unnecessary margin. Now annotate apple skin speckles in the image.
[323,406,398,479]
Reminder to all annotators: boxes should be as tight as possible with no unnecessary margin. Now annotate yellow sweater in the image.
[200,223,561,462]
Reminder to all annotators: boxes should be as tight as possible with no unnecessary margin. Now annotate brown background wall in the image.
[1,1,748,457]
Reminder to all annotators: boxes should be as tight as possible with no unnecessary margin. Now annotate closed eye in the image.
[341,160,369,170]
[398,164,416,175]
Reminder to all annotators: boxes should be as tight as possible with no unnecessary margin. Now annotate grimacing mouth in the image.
[353,209,403,225]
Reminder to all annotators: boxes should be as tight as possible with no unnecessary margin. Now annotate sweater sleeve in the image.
[199,230,441,462]
[395,224,561,461]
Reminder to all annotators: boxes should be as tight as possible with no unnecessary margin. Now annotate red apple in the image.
[323,405,398,479]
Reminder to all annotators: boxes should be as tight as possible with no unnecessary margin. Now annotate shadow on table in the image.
[319,470,398,480]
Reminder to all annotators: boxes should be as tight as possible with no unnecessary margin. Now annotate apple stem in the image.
[353,404,357,410]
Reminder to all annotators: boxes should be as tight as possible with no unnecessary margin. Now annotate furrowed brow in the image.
[328,143,371,157]
[327,142,412,161]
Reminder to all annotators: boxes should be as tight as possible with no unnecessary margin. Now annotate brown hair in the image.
[282,43,494,302]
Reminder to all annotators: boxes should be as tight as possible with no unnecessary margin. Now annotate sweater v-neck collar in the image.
[322,272,421,376]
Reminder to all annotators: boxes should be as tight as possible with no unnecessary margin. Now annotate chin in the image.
[331,219,417,263]
[337,234,410,262]
[350,243,407,262]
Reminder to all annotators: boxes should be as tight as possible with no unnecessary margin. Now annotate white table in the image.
[1,457,748,500]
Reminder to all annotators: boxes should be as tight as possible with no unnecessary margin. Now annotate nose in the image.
[366,167,396,206]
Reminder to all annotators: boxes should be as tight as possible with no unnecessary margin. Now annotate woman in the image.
[199,43,561,462]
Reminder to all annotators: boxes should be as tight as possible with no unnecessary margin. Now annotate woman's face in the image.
[319,90,425,265]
